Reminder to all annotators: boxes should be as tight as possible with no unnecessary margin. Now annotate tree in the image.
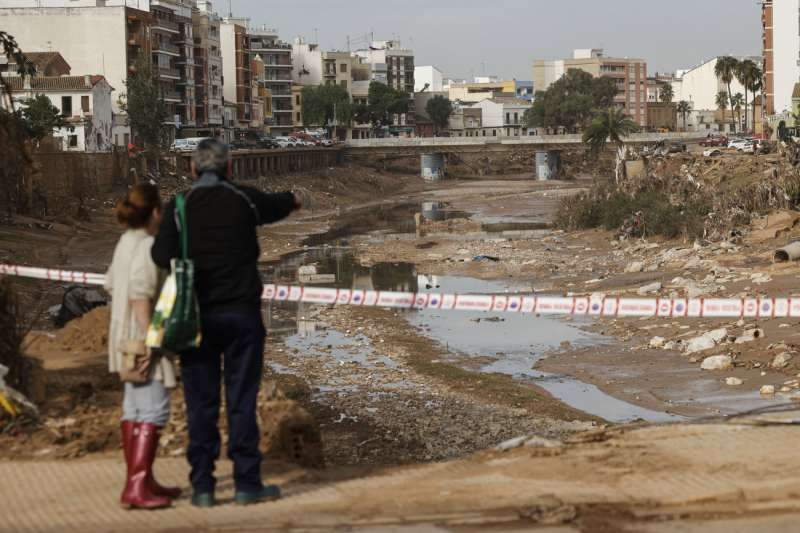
[732,93,744,131]
[659,83,674,103]
[525,69,619,132]
[0,31,37,215]
[425,95,453,135]
[353,103,371,125]
[715,56,740,133]
[749,65,763,134]
[715,91,729,131]
[20,94,65,142]
[301,84,353,134]
[121,58,168,168]
[676,100,692,131]
[367,81,409,131]
[736,59,758,132]
[0,31,36,111]
[582,107,639,184]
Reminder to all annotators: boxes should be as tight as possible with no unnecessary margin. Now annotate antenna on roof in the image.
[227,0,232,17]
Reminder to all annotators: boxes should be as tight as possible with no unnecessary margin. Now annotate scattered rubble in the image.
[700,355,733,371]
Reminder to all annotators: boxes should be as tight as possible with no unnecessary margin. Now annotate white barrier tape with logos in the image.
[2,264,798,319]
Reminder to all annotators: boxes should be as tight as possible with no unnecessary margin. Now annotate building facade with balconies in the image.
[354,40,415,135]
[193,0,223,131]
[249,25,293,135]
[221,16,253,129]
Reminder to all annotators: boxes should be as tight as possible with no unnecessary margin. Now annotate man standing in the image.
[152,139,300,507]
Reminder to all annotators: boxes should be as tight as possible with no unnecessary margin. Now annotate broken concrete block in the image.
[700,355,733,371]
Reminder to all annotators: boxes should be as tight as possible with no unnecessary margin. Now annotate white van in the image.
[171,137,209,153]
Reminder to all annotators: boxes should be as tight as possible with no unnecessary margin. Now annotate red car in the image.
[700,135,728,147]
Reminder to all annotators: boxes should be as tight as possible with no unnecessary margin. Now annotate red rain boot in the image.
[138,422,182,499]
[120,423,171,509]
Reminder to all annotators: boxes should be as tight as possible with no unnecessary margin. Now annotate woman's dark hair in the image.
[115,183,161,229]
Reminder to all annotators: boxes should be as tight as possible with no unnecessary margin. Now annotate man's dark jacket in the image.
[151,173,297,314]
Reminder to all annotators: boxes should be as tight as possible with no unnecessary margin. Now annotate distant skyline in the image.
[231,0,762,81]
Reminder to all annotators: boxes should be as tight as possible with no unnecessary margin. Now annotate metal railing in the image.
[344,132,701,148]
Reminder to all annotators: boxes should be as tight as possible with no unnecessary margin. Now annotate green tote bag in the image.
[146,194,202,353]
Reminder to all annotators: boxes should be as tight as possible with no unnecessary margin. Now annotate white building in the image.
[672,56,759,111]
[772,0,800,114]
[414,65,444,93]
[291,37,323,86]
[2,75,114,151]
[469,97,531,137]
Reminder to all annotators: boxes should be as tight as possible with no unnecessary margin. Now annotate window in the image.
[296,112,301,121]
[514,112,518,124]
[96,133,102,147]
[340,63,347,73]
[68,135,78,148]
[506,112,510,124]
[81,95,90,113]
[340,80,347,89]
[295,95,300,105]
[124,133,130,146]
[61,96,72,116]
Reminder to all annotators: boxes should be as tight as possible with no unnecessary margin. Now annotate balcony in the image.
[154,41,180,56]
[152,18,180,33]
[163,92,181,102]
[158,67,181,80]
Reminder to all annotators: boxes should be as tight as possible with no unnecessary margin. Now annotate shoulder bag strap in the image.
[175,193,189,260]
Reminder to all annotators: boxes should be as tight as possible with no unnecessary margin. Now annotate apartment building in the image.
[762,0,800,116]
[448,79,516,103]
[192,0,223,132]
[249,25,293,135]
[414,65,444,93]
[355,40,415,134]
[0,3,154,144]
[533,49,648,127]
[220,16,253,128]
[469,97,531,137]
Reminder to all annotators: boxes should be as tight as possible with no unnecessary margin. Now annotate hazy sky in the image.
[231,0,761,80]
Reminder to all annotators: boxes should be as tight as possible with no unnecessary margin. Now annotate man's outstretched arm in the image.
[243,188,301,225]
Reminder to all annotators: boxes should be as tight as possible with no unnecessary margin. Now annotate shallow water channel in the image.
[261,203,681,423]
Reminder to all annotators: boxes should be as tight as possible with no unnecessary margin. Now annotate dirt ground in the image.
[7,152,800,530]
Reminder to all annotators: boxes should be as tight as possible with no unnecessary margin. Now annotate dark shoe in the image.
[139,422,182,499]
[234,485,281,506]
[191,492,216,508]
[120,423,172,510]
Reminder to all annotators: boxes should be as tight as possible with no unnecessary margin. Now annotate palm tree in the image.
[659,82,674,103]
[750,66,763,135]
[732,93,745,131]
[676,100,692,131]
[715,56,740,133]
[716,91,729,132]
[582,107,639,184]
[736,59,758,132]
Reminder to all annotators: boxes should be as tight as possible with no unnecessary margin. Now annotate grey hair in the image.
[192,138,230,176]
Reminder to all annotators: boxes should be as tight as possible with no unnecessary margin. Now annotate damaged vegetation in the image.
[556,148,800,241]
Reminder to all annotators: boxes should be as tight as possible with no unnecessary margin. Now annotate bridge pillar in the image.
[420,153,445,181]
[535,150,561,180]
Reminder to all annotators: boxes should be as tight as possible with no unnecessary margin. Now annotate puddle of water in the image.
[406,276,679,423]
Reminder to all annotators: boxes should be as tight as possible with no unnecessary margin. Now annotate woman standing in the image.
[105,184,180,509]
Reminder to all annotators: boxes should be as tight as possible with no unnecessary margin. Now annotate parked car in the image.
[171,137,208,153]
[274,136,298,148]
[230,138,252,150]
[737,140,759,153]
[728,138,750,150]
[255,134,278,149]
[703,148,722,157]
[319,139,334,147]
[652,139,687,156]
[700,135,728,147]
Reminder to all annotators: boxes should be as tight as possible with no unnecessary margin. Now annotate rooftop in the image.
[4,74,109,91]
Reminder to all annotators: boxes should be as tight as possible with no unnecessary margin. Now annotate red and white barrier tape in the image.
[2,263,798,319]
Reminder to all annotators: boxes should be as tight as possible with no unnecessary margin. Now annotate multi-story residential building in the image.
[448,79,516,103]
[1,74,114,151]
[220,16,253,129]
[414,65,444,93]
[469,97,531,137]
[351,79,372,139]
[249,25,293,135]
[448,105,483,137]
[0,2,153,145]
[533,49,648,127]
[762,0,800,116]
[355,40,414,134]
[646,73,674,103]
[671,55,759,132]
[192,0,223,134]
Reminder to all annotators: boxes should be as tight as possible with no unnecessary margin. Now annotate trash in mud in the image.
[53,286,108,328]
[473,255,500,262]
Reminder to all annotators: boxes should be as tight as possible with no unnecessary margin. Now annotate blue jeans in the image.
[180,310,265,494]
[122,380,171,426]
